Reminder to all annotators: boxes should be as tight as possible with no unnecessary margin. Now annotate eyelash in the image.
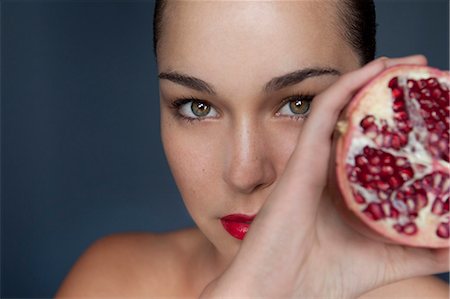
[169,96,207,124]
[169,94,315,124]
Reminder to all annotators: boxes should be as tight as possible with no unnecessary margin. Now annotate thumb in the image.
[383,246,449,283]
[284,55,428,218]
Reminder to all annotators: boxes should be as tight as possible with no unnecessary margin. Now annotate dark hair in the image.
[337,0,377,65]
[153,0,376,65]
[153,0,167,59]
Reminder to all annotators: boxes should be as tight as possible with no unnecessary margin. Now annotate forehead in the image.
[158,1,357,94]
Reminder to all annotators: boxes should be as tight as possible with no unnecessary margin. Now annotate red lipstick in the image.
[220,214,255,240]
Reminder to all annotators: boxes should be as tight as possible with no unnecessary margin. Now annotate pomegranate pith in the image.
[336,65,450,248]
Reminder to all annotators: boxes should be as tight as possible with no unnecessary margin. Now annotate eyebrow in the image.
[158,67,341,95]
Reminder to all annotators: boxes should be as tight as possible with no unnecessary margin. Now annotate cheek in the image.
[161,118,223,213]
[266,121,302,175]
[161,114,304,213]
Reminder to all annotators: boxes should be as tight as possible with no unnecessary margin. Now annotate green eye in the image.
[278,95,313,117]
[191,101,211,117]
[173,98,219,121]
[289,98,310,115]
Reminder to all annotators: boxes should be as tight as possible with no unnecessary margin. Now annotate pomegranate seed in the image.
[363,146,374,156]
[388,175,403,189]
[426,122,435,130]
[407,79,416,88]
[427,77,438,87]
[370,156,381,165]
[432,199,444,215]
[350,167,361,182]
[393,98,405,111]
[397,120,412,133]
[436,222,450,239]
[361,172,374,182]
[393,223,403,232]
[421,89,431,97]
[403,223,418,235]
[395,111,408,121]
[403,185,415,196]
[399,167,414,180]
[396,191,405,200]
[381,153,393,165]
[416,193,428,210]
[375,135,384,146]
[354,192,366,204]
[360,115,375,130]
[355,155,368,167]
[363,202,385,220]
[409,91,420,99]
[432,88,442,98]
[429,133,439,143]
[438,140,447,152]
[381,165,394,176]
[418,79,427,89]
[391,134,401,149]
[431,110,440,120]
[398,134,408,146]
[443,91,449,100]
[377,181,390,191]
[422,180,434,192]
[388,77,398,88]
[390,207,399,218]
[395,157,407,167]
[368,165,381,174]
[392,88,403,99]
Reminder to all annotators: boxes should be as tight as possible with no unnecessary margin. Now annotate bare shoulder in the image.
[360,276,449,298]
[55,228,204,298]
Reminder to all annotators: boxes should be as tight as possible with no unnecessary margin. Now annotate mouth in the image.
[220,214,256,240]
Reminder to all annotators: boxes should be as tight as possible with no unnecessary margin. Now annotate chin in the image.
[209,229,243,259]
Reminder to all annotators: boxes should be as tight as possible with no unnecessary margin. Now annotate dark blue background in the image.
[1,0,449,297]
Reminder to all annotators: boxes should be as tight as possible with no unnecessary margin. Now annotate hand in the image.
[199,55,449,298]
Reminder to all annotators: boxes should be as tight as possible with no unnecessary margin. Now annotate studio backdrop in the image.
[2,0,449,298]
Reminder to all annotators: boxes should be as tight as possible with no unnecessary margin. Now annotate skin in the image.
[55,1,449,298]
[159,0,357,265]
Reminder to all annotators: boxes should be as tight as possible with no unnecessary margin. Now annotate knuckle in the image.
[336,72,355,89]
[416,54,427,64]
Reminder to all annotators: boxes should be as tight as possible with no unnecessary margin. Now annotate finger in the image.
[384,54,428,67]
[288,56,391,177]
[270,57,394,225]
[384,246,449,282]
[305,54,427,145]
[283,56,430,213]
[294,54,429,168]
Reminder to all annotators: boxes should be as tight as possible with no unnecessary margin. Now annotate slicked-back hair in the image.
[152,0,377,65]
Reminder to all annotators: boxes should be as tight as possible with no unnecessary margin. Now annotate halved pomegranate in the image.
[336,65,449,248]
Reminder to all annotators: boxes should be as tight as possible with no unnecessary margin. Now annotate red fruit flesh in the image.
[336,65,450,248]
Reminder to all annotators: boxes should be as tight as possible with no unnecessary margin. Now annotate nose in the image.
[222,117,277,194]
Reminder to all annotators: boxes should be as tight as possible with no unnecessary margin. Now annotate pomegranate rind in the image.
[336,65,450,248]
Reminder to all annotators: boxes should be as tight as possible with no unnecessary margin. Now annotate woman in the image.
[56,0,449,297]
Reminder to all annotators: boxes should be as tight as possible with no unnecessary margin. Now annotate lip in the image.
[220,214,256,240]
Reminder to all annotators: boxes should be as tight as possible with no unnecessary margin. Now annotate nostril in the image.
[223,158,276,194]
[223,123,277,194]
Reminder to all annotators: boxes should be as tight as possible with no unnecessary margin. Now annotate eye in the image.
[174,98,219,119]
[277,95,314,118]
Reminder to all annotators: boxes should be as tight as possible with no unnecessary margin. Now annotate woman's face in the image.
[157,1,360,259]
